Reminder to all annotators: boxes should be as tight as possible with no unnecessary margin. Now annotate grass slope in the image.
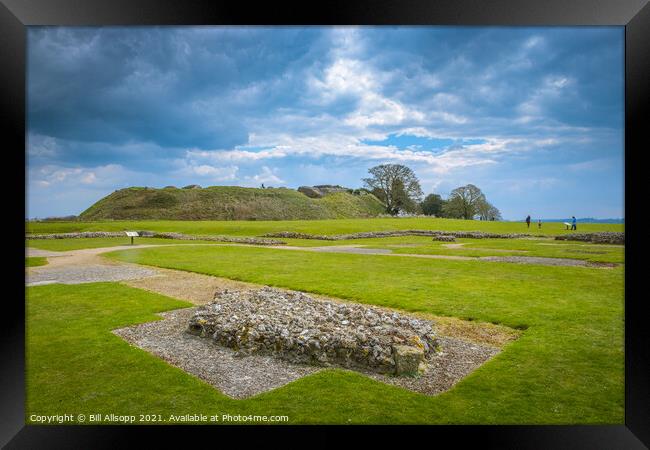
[27,217,624,237]
[26,257,48,267]
[78,186,385,221]
[104,245,624,423]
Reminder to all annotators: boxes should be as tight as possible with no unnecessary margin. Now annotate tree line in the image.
[362,163,501,220]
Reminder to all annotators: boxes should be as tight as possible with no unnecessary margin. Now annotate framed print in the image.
[3,0,648,447]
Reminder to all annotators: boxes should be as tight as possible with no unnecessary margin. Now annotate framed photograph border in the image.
[2,0,647,447]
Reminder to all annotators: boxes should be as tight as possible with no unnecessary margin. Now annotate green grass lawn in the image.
[26,217,623,237]
[26,234,624,264]
[26,257,48,267]
[357,236,625,264]
[99,245,627,423]
[24,223,624,424]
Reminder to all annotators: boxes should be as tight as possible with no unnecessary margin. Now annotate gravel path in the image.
[275,245,614,267]
[305,245,393,255]
[442,243,466,249]
[113,306,500,399]
[26,248,65,258]
[25,245,164,286]
[27,264,159,286]
[124,267,262,305]
[477,255,615,268]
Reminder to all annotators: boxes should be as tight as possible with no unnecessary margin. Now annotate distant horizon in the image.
[27,26,624,219]
[24,180,625,223]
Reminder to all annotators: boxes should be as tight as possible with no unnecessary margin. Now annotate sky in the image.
[26,26,624,220]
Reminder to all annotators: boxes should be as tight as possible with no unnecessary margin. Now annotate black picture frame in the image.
[3,0,648,447]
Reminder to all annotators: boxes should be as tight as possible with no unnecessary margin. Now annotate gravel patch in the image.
[442,243,466,249]
[307,245,393,255]
[368,336,499,396]
[478,255,615,268]
[441,244,528,253]
[114,308,321,399]
[26,264,159,285]
[26,248,64,258]
[124,268,260,305]
[384,243,422,248]
[113,305,502,398]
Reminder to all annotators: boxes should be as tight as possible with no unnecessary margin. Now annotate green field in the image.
[24,218,625,424]
[26,232,624,265]
[359,236,625,264]
[26,257,48,267]
[27,217,623,236]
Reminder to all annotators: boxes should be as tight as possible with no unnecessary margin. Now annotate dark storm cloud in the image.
[27,26,624,219]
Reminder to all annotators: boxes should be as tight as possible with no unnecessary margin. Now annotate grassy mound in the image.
[79,186,385,221]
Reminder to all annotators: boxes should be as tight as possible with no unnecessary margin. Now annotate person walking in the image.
[526,215,531,229]
[571,216,577,230]
[538,219,542,230]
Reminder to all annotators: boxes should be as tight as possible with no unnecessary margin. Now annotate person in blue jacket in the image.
[571,216,577,230]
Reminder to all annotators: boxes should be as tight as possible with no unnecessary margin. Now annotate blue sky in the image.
[26,26,624,220]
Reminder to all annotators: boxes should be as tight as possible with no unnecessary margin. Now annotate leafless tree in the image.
[476,199,502,221]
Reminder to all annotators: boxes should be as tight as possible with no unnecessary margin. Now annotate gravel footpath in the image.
[26,264,159,286]
[305,245,393,255]
[478,255,616,268]
[26,248,65,258]
[113,306,501,399]
[276,245,615,267]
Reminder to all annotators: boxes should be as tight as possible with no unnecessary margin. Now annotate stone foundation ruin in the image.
[432,235,456,242]
[263,230,534,240]
[187,287,440,376]
[554,232,624,245]
[25,231,285,246]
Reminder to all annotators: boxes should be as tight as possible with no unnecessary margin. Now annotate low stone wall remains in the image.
[432,235,456,242]
[263,230,532,241]
[26,231,285,246]
[554,232,624,245]
[150,232,285,245]
[26,231,126,239]
[264,229,625,245]
[187,287,439,376]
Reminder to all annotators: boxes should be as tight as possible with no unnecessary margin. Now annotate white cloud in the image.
[30,164,122,186]
[244,166,284,186]
[80,172,97,184]
[177,161,239,181]
[186,148,287,163]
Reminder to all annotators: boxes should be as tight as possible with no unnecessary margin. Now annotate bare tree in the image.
[363,164,423,215]
[476,199,502,221]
